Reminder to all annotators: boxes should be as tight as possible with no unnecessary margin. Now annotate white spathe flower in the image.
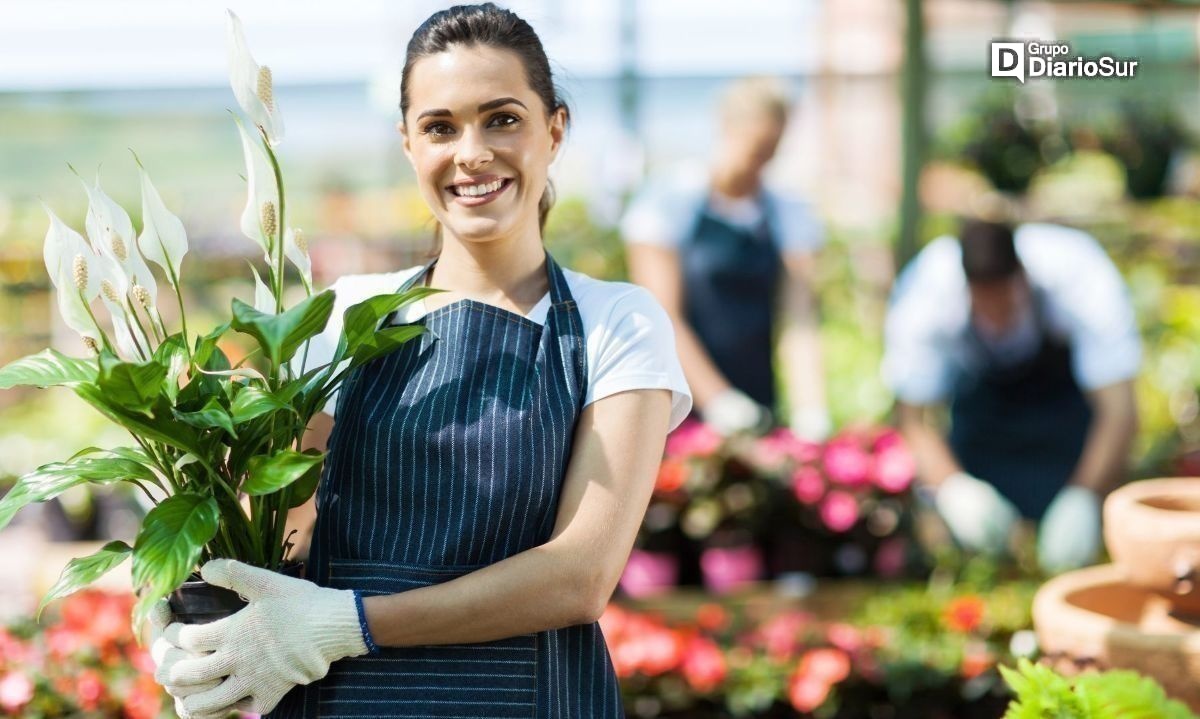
[136,162,189,285]
[226,9,283,146]
[54,278,101,343]
[250,264,275,315]
[283,227,311,288]
[81,171,159,305]
[235,116,278,256]
[42,204,97,297]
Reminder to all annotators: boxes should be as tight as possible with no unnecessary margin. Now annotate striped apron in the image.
[268,251,624,718]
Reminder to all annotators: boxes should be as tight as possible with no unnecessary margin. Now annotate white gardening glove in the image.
[159,559,370,717]
[934,472,1020,554]
[789,406,832,442]
[1037,485,1101,574]
[702,388,772,436]
[148,600,226,719]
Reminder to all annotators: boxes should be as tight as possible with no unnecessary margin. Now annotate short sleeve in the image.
[1018,225,1142,390]
[583,285,693,431]
[619,178,702,250]
[769,192,824,256]
[880,239,962,405]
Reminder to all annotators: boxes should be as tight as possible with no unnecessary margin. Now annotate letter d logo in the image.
[991,42,1025,83]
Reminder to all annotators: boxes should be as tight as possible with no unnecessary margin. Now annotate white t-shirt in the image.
[882,223,1142,405]
[293,265,693,431]
[620,172,824,255]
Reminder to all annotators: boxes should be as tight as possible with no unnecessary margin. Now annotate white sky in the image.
[0,0,820,91]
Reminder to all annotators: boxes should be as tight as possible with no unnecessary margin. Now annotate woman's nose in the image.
[454,126,493,171]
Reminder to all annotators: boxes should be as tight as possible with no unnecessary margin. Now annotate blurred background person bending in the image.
[883,218,1140,573]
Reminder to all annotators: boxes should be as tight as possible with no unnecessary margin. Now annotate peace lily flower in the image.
[250,264,275,315]
[235,116,279,258]
[283,227,312,290]
[42,205,103,348]
[134,158,189,288]
[227,9,283,146]
[79,170,159,308]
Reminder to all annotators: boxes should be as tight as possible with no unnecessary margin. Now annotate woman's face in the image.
[401,44,565,245]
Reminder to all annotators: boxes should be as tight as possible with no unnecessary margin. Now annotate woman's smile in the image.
[446,175,515,207]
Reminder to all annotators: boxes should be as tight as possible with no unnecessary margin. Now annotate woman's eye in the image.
[488,113,520,128]
[422,122,455,137]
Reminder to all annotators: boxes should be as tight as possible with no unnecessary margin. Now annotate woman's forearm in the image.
[672,315,735,409]
[361,538,595,648]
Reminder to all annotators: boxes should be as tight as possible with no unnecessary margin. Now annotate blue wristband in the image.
[352,590,381,655]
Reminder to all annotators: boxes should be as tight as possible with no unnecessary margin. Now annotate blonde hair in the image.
[719,76,791,125]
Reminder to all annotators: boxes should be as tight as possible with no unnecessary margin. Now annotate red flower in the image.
[819,491,860,533]
[790,466,825,505]
[681,636,727,693]
[822,436,872,488]
[825,623,862,653]
[655,458,689,493]
[943,595,986,634]
[872,433,916,494]
[122,675,163,719]
[75,669,106,711]
[799,647,852,684]
[695,603,729,632]
[960,645,993,679]
[789,674,832,713]
[756,611,811,661]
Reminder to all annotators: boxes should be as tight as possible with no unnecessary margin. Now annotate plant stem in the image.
[260,128,286,315]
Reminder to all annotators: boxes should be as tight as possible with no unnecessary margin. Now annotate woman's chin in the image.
[444,215,517,244]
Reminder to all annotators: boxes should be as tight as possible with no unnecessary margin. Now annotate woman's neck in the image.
[709,162,760,201]
[427,227,550,312]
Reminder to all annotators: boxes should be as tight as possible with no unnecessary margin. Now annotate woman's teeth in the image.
[452,179,505,197]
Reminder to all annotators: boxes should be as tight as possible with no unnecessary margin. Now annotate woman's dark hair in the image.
[401,3,569,239]
[959,218,1022,283]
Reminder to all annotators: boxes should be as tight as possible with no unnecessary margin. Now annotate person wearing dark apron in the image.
[623,77,828,440]
[151,6,687,718]
[885,219,1140,574]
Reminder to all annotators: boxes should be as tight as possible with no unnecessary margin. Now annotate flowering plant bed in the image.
[604,576,1039,718]
[623,423,923,596]
[0,591,164,719]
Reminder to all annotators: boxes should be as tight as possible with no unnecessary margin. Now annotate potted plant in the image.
[0,11,436,629]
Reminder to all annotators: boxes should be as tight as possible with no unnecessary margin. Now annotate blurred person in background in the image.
[622,77,829,439]
[883,218,1140,573]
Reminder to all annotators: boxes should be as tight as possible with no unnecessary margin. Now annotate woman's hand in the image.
[159,559,370,716]
[150,600,226,719]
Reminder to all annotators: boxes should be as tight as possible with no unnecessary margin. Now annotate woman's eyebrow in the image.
[415,97,528,122]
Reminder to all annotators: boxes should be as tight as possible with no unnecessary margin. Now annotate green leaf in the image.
[153,333,189,403]
[73,383,204,457]
[349,325,426,367]
[231,385,295,424]
[338,287,441,359]
[0,456,159,531]
[37,541,132,620]
[0,348,97,389]
[231,290,335,367]
[97,351,168,414]
[131,493,220,629]
[173,396,237,438]
[243,449,325,496]
[286,450,324,508]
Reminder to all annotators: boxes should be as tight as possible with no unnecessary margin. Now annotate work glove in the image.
[702,388,772,437]
[934,472,1020,555]
[158,559,370,717]
[789,406,832,442]
[149,600,226,719]
[1037,485,1102,574]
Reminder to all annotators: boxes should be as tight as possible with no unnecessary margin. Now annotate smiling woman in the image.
[150,4,693,719]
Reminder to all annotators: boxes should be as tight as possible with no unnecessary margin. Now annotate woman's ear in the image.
[398,120,414,165]
[547,106,567,163]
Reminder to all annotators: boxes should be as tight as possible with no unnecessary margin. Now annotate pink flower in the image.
[822,436,872,488]
[756,611,812,660]
[819,491,860,533]
[825,623,862,653]
[873,438,916,494]
[789,674,832,713]
[757,429,821,467]
[790,466,825,505]
[800,647,852,684]
[666,420,722,459]
[122,675,163,719]
[681,636,727,692]
[0,672,34,713]
[75,669,106,711]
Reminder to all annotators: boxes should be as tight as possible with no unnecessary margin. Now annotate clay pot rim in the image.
[1033,564,1200,651]
[1104,478,1200,533]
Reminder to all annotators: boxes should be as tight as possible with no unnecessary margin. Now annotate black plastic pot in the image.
[168,561,305,625]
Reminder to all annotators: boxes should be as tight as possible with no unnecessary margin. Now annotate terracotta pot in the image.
[1104,478,1200,615]
[1033,563,1200,710]
[169,561,305,625]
